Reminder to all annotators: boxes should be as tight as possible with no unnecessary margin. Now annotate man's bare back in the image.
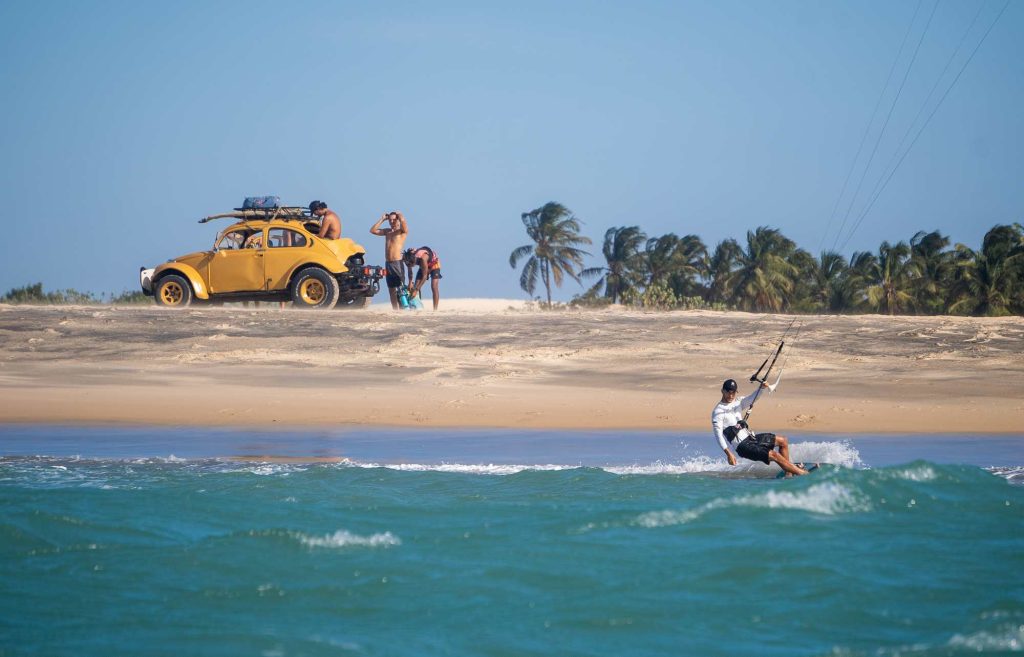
[318,211,341,239]
[309,201,341,239]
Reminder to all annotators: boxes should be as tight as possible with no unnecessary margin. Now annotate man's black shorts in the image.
[416,268,443,281]
[385,261,405,289]
[736,432,776,465]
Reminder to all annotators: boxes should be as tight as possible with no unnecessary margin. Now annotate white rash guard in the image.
[711,390,758,452]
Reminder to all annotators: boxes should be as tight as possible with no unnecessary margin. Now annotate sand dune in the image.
[1,301,1022,434]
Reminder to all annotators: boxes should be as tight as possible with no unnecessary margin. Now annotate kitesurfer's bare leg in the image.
[775,435,792,462]
[768,450,808,476]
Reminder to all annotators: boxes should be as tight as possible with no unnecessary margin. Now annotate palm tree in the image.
[802,251,850,312]
[644,233,708,297]
[842,251,877,311]
[948,225,1024,316]
[864,241,918,315]
[730,227,800,312]
[509,202,593,307]
[784,250,857,313]
[706,238,742,306]
[586,226,647,304]
[909,230,952,314]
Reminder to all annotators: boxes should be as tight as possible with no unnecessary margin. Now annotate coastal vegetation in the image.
[0,283,148,305]
[511,204,1024,316]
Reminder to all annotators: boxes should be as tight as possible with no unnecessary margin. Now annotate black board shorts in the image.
[736,432,776,465]
[385,261,405,289]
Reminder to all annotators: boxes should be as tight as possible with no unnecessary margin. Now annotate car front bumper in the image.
[140,267,155,296]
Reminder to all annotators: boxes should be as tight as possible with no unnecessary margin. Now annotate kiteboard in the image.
[775,462,821,479]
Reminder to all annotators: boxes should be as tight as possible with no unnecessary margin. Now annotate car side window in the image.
[243,232,263,249]
[217,231,245,250]
[268,228,307,248]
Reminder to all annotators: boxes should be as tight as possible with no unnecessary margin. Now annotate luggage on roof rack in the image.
[199,206,311,224]
[240,196,280,210]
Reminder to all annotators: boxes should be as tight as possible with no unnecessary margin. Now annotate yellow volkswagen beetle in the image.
[140,206,383,309]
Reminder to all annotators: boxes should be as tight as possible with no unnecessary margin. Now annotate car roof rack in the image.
[198,207,311,224]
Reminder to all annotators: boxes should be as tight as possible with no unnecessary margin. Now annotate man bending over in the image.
[403,246,442,310]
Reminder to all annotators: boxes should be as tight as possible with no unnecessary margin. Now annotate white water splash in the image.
[885,464,938,482]
[346,462,575,475]
[947,624,1024,651]
[293,530,401,549]
[635,482,872,528]
[335,440,863,477]
[989,466,1024,484]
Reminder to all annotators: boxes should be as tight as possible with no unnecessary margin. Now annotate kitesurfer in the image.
[712,378,808,476]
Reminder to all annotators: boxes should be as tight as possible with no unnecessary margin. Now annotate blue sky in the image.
[0,0,1020,301]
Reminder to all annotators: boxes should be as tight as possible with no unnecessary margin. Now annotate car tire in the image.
[154,274,193,308]
[336,295,371,309]
[291,267,340,309]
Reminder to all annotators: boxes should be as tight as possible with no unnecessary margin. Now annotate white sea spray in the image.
[947,624,1024,651]
[346,462,574,475]
[634,482,872,528]
[293,530,401,549]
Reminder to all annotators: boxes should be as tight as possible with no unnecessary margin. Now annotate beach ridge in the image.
[2,303,1022,434]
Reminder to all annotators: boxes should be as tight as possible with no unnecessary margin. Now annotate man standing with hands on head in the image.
[370,211,408,309]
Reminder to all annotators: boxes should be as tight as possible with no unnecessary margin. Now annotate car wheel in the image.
[336,295,371,309]
[154,274,193,308]
[291,267,340,309]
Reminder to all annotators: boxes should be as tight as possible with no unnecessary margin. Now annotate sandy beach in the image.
[0,301,1022,434]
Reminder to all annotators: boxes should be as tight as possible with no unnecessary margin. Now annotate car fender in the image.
[153,262,210,300]
[285,260,343,291]
[320,238,369,273]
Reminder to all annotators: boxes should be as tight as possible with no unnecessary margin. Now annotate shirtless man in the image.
[309,200,341,240]
[370,211,409,309]
[404,246,442,310]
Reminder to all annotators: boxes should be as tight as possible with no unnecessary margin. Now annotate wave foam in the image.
[293,530,401,549]
[990,466,1024,484]
[336,440,863,477]
[345,462,574,475]
[635,482,871,528]
[947,624,1024,651]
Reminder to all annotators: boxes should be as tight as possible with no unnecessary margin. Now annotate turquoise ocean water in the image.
[2,426,1023,656]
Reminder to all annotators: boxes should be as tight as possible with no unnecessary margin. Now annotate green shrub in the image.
[1,282,99,305]
[110,290,150,305]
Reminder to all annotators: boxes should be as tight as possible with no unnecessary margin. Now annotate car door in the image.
[208,229,266,293]
[263,227,312,291]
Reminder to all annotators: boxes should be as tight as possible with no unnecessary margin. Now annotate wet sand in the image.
[1,302,1022,434]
